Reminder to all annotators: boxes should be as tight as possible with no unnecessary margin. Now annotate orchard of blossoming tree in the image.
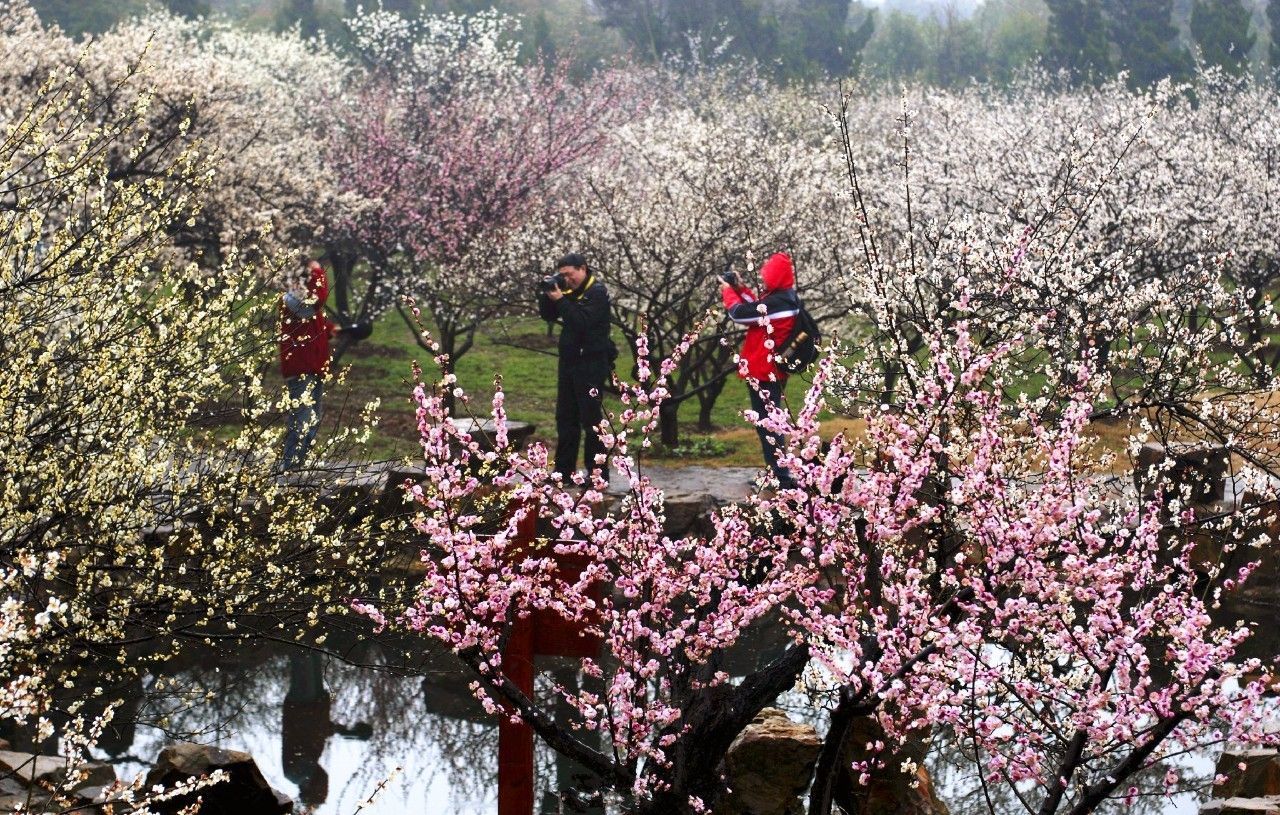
[2,0,1280,813]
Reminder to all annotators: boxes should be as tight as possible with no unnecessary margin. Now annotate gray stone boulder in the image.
[1215,749,1280,800]
[1203,750,1280,815]
[0,749,114,791]
[145,742,292,815]
[0,749,114,813]
[1135,442,1229,506]
[1201,797,1280,814]
[718,707,822,815]
[0,776,32,815]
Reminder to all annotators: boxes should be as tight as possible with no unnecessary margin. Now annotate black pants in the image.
[555,353,611,479]
[749,379,797,489]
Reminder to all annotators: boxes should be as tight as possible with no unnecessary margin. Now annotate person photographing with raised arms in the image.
[721,251,817,491]
[538,252,617,481]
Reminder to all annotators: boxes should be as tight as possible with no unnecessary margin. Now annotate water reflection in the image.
[96,639,629,814]
[536,662,607,814]
[106,641,496,814]
[770,686,1227,813]
[925,727,1213,815]
[282,650,376,807]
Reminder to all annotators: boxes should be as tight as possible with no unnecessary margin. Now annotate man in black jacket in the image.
[538,252,615,480]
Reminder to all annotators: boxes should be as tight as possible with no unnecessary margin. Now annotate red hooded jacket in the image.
[722,252,800,382]
[279,264,337,379]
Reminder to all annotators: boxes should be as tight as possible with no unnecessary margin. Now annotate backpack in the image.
[776,303,821,375]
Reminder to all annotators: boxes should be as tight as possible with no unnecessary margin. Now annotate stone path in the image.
[310,458,768,503]
[604,464,765,502]
[318,418,770,504]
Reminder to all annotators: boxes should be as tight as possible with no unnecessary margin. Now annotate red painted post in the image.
[498,614,535,815]
[496,501,602,815]
[497,501,539,815]
[532,553,603,658]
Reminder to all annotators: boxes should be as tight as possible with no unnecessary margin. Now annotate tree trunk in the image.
[636,645,811,815]
[880,359,901,404]
[1096,335,1112,374]
[440,339,457,416]
[659,400,680,448]
[325,246,358,321]
[399,306,459,415]
[325,247,361,368]
[695,375,727,432]
[808,694,860,815]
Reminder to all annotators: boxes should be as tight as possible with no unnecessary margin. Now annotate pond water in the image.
[89,633,620,815]
[103,643,498,814]
[926,727,1212,815]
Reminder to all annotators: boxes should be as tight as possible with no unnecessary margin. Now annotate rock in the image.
[1201,797,1280,814]
[663,494,723,539]
[1215,750,1280,799]
[0,775,34,814]
[0,749,114,792]
[837,718,948,815]
[450,418,536,454]
[75,784,111,804]
[0,751,64,787]
[0,752,113,814]
[319,468,386,514]
[0,794,33,814]
[145,742,292,815]
[719,708,821,815]
[377,466,435,521]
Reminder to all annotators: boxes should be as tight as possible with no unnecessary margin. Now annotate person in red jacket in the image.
[279,256,339,470]
[722,252,801,490]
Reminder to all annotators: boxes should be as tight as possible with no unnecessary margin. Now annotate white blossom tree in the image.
[0,11,384,727]
[83,10,349,265]
[0,1,349,269]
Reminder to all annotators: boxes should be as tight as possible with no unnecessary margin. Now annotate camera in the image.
[718,268,739,287]
[538,272,565,292]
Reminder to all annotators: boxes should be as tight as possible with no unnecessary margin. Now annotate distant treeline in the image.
[28,0,1280,87]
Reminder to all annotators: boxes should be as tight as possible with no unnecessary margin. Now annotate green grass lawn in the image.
[322,312,774,466]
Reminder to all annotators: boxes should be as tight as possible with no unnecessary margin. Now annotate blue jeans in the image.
[748,379,797,489]
[282,374,323,470]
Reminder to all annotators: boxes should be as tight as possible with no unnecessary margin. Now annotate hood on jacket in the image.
[760,252,795,291]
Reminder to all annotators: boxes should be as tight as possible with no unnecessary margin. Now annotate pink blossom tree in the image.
[799,92,1280,812]
[800,351,1279,815]
[357,307,1279,812]
[322,9,635,383]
